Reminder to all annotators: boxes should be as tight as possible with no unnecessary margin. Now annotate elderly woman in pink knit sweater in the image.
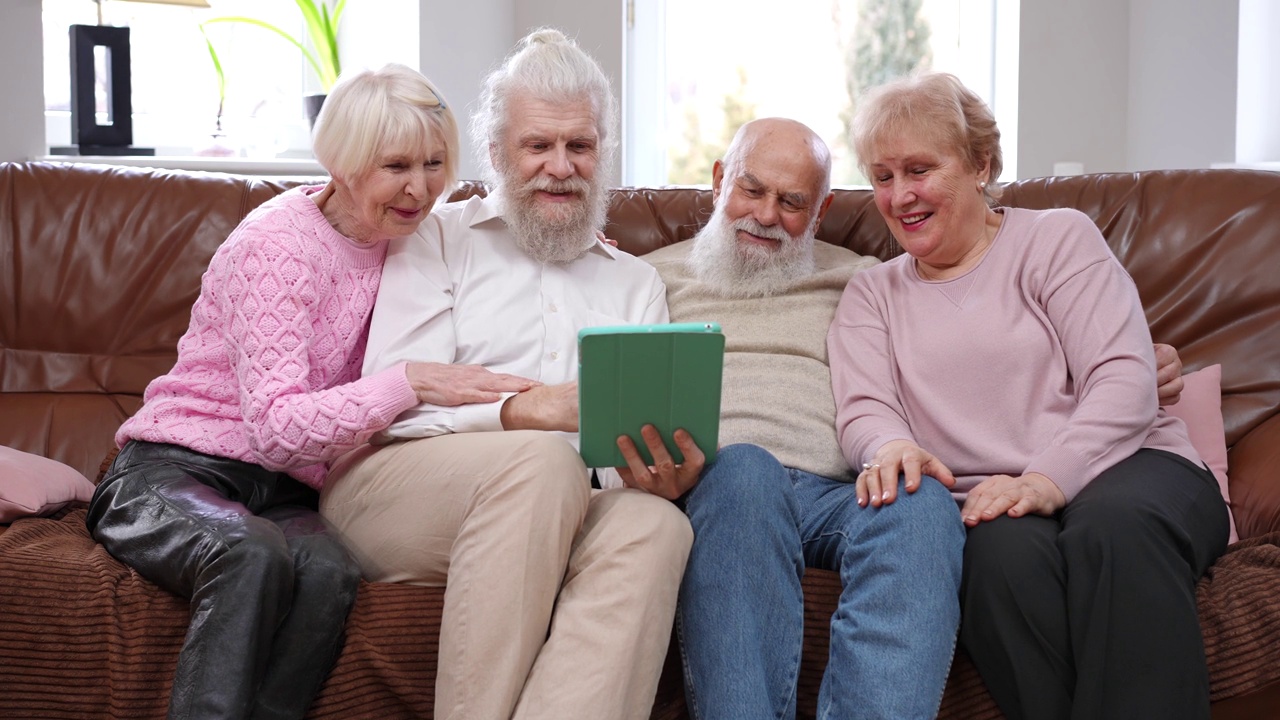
[85,64,534,720]
[827,73,1229,720]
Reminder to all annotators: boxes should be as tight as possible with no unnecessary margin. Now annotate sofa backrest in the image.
[3,163,1277,528]
[0,162,305,478]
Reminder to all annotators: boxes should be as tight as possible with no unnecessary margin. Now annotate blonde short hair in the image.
[853,72,1003,204]
[312,63,460,192]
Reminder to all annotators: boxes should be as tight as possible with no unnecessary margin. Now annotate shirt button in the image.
[550,351,559,360]
[549,303,558,312]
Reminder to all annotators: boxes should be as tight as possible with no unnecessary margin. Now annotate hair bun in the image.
[523,27,568,47]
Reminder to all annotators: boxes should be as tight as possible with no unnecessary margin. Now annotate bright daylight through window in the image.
[626,0,1016,187]
[43,1,317,158]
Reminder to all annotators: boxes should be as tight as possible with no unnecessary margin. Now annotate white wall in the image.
[1016,0,1239,179]
[1016,0,1131,179]
[0,0,48,163]
[1126,0,1237,172]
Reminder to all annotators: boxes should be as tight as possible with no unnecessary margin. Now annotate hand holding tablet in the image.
[577,322,725,469]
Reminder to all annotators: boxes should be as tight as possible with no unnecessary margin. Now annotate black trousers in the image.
[959,449,1229,720]
[86,440,362,720]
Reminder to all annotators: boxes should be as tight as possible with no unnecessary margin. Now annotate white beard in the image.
[686,203,817,298]
[496,172,609,265]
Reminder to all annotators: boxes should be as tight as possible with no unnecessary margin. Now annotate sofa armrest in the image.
[1227,413,1280,541]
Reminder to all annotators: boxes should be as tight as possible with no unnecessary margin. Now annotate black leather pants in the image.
[87,440,362,720]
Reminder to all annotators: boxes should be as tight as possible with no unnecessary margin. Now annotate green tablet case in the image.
[578,322,724,468]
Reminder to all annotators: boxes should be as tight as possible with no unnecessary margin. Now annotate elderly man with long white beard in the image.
[639,117,1188,720]
[319,29,699,720]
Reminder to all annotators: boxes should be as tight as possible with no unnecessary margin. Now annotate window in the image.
[43,1,316,158]
[624,0,1019,186]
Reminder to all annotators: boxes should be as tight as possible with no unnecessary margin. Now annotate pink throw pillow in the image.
[0,445,96,523]
[1161,364,1236,543]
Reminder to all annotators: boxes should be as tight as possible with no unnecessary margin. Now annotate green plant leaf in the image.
[293,0,338,89]
[197,23,226,103]
[204,5,342,93]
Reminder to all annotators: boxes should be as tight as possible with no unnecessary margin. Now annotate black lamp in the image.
[51,0,211,157]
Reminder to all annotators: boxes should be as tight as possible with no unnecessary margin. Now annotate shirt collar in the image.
[471,193,620,260]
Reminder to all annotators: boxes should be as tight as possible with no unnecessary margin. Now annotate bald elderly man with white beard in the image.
[640,118,1188,720]
[641,118,963,720]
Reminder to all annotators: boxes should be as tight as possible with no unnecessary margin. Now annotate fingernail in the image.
[881,491,891,501]
[858,497,867,507]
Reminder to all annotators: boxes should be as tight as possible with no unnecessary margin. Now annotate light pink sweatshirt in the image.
[828,207,1199,501]
[118,187,419,489]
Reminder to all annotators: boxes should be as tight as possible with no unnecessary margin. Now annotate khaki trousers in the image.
[320,431,692,720]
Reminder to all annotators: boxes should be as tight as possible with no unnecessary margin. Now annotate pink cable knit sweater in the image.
[118,186,419,489]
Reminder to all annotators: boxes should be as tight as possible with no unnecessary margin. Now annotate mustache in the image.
[731,216,794,244]
[523,175,591,196]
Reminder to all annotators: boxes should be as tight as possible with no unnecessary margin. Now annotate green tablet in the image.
[578,322,724,468]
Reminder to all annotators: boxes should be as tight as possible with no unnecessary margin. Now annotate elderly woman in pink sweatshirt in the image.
[827,72,1228,720]
[86,65,533,720]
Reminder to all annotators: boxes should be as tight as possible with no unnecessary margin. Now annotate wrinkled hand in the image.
[857,439,956,508]
[615,425,704,500]
[1154,343,1184,406]
[499,381,579,432]
[406,362,537,406]
[960,472,1066,527]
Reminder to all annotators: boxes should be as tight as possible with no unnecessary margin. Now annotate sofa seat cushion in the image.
[0,509,445,719]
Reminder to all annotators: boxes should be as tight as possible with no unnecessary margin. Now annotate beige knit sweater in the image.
[644,240,880,480]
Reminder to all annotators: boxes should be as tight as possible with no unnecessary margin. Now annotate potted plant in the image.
[193,23,237,156]
[203,0,345,126]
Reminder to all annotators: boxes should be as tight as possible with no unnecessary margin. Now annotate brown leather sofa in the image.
[2,160,1278,719]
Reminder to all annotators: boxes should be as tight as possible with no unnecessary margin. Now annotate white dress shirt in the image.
[364,194,669,486]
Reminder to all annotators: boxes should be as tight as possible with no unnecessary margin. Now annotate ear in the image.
[814,192,835,227]
[975,153,993,185]
[489,142,500,171]
[711,159,726,202]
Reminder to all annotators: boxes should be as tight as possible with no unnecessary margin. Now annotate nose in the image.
[404,167,428,200]
[753,196,781,227]
[545,145,574,180]
[891,182,916,210]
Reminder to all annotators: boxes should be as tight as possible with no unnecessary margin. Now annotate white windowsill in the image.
[35,154,328,177]
[1210,161,1280,172]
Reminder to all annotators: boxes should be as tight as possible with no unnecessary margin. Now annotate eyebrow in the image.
[740,171,811,207]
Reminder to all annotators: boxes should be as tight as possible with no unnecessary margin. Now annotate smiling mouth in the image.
[536,190,581,203]
[899,212,931,227]
[392,207,423,219]
[736,229,782,248]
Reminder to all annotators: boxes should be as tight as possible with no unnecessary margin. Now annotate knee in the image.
[685,443,788,517]
[619,493,695,562]
[294,536,362,616]
[221,518,294,580]
[1058,495,1176,566]
[872,476,964,546]
[297,534,362,590]
[963,516,1055,584]
[486,431,591,514]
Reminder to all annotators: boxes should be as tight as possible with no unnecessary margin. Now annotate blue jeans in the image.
[677,443,965,720]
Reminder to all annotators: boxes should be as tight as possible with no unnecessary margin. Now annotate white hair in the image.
[312,63,458,190]
[470,28,619,189]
